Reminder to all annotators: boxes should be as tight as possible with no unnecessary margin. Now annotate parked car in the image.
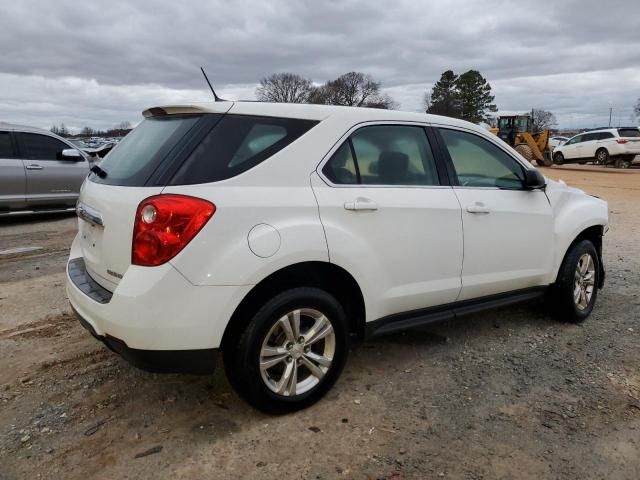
[0,122,91,215]
[67,102,608,413]
[553,128,640,168]
[548,136,569,149]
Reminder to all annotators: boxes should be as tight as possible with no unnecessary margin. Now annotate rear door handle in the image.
[466,203,490,214]
[344,198,378,211]
[26,164,43,170]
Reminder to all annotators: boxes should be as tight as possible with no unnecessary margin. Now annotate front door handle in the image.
[26,164,44,170]
[344,198,378,211]
[466,203,490,214]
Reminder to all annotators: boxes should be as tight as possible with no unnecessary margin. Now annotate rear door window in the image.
[582,133,598,142]
[171,115,317,184]
[16,133,68,160]
[598,132,614,140]
[323,125,440,186]
[323,142,359,184]
[618,128,640,138]
[0,132,14,157]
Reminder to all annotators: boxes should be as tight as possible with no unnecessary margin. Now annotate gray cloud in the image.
[1,0,638,130]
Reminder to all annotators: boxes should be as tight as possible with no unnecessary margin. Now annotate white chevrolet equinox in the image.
[67,102,608,413]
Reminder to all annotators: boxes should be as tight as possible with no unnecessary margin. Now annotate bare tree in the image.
[256,73,313,103]
[309,72,396,109]
[118,121,132,130]
[634,98,640,121]
[531,109,557,131]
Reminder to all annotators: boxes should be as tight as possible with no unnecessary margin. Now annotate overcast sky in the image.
[1,0,638,132]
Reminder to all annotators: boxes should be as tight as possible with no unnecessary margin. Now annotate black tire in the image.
[515,144,534,163]
[553,152,564,165]
[614,157,630,169]
[223,287,349,414]
[547,240,600,323]
[595,148,609,165]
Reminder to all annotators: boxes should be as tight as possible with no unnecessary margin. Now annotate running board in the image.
[366,287,546,338]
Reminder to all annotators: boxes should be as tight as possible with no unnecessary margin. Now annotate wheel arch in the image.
[221,261,366,352]
[555,224,605,288]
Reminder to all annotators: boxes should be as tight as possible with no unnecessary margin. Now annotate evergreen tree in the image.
[425,70,460,117]
[455,70,497,123]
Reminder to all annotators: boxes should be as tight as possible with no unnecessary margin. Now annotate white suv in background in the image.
[553,127,640,168]
[67,102,608,413]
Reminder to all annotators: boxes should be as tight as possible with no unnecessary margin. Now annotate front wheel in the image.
[223,287,349,413]
[553,152,564,165]
[548,240,600,322]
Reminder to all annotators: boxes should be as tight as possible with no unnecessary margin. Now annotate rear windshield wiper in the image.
[90,165,108,179]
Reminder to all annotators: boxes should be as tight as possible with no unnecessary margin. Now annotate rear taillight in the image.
[132,195,215,266]
[616,139,628,144]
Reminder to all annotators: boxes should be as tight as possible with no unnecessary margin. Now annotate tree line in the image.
[50,121,132,138]
[256,71,396,109]
[258,69,504,126]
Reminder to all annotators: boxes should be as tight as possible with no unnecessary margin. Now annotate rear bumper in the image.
[66,234,252,352]
[73,306,217,374]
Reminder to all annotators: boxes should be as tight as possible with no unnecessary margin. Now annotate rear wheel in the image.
[595,148,609,165]
[223,287,349,413]
[548,240,599,323]
[515,144,534,163]
[553,152,564,165]
[614,157,631,169]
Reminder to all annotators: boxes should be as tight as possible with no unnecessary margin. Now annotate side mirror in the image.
[523,168,546,190]
[59,148,83,161]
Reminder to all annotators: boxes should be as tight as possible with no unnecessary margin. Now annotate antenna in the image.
[200,66,224,102]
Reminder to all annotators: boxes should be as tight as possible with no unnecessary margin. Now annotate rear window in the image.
[170,115,317,185]
[618,128,640,138]
[92,115,201,186]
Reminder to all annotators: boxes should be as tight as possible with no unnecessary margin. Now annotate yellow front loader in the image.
[489,112,553,166]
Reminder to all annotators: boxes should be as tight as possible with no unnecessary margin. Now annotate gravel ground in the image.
[1,165,639,480]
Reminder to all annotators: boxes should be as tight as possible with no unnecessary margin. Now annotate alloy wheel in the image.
[573,253,596,310]
[259,308,335,396]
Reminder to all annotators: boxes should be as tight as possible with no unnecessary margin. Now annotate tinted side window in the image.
[172,115,317,184]
[349,125,439,186]
[598,132,614,140]
[323,142,358,184]
[439,128,524,189]
[582,133,598,142]
[567,135,583,145]
[16,133,68,160]
[0,132,14,157]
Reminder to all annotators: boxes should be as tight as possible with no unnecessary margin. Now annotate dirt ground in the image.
[1,165,639,480]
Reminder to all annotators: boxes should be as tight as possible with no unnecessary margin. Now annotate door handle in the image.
[466,203,490,214]
[344,198,378,211]
[26,164,43,170]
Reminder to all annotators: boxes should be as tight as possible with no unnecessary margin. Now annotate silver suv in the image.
[0,123,90,216]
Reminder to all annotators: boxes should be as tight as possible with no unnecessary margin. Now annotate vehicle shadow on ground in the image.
[0,211,76,227]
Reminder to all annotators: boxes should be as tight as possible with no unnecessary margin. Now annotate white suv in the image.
[553,127,640,168]
[67,102,608,413]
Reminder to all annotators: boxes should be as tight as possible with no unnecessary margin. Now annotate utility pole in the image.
[609,107,613,127]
